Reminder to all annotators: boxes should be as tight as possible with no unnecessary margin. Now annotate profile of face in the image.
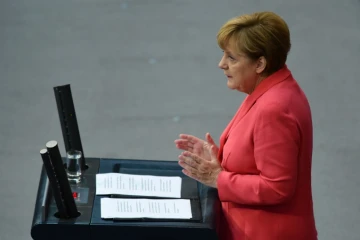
[218,41,266,94]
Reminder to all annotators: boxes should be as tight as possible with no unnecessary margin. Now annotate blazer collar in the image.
[217,65,292,160]
[238,64,291,119]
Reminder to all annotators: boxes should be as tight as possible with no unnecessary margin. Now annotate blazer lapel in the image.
[217,96,248,160]
[217,65,292,161]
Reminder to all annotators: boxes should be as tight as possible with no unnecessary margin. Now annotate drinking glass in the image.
[66,150,83,183]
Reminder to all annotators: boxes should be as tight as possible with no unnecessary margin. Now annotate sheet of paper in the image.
[101,198,192,219]
[96,173,182,198]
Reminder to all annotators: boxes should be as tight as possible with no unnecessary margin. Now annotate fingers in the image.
[175,137,194,150]
[181,169,200,181]
[178,152,209,172]
[204,143,212,154]
[209,145,216,157]
[178,157,198,177]
[204,144,218,164]
[174,139,194,147]
[179,152,200,167]
[206,132,215,145]
[178,151,222,188]
[206,133,219,151]
[180,162,203,181]
[205,133,219,154]
[179,134,200,144]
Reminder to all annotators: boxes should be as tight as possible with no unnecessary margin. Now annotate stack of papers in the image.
[96,173,192,219]
[96,173,182,198]
[101,198,192,219]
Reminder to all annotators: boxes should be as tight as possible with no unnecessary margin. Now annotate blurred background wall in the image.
[1,0,359,239]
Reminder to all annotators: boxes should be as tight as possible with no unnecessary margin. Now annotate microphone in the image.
[40,140,79,218]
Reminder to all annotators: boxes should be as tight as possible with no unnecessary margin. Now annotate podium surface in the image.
[31,158,220,240]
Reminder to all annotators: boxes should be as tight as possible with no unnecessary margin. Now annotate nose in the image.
[218,55,227,69]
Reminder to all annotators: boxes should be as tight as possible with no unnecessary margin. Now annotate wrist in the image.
[213,169,223,188]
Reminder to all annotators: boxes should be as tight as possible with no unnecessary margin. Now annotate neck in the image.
[248,75,266,94]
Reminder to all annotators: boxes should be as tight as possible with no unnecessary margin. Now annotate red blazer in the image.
[216,65,318,240]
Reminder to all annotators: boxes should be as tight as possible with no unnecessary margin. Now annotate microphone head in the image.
[40,149,48,154]
[46,140,58,149]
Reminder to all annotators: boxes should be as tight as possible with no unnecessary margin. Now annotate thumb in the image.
[206,132,216,145]
[208,145,217,160]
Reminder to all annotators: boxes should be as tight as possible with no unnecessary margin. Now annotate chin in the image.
[226,81,237,90]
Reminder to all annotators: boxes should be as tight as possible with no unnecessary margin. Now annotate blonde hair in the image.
[217,11,291,75]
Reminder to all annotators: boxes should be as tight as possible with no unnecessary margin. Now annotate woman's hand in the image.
[178,144,223,188]
[174,133,219,161]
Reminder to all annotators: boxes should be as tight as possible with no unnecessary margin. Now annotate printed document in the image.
[96,173,182,198]
[101,198,192,219]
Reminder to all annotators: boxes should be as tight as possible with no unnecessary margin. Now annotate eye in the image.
[227,54,236,61]
[222,51,236,61]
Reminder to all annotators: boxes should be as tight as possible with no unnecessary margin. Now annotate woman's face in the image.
[218,42,264,94]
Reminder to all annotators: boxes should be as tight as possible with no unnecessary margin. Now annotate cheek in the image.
[237,69,252,82]
[231,66,244,79]
[233,73,245,85]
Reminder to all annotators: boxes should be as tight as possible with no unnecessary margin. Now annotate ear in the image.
[255,56,266,74]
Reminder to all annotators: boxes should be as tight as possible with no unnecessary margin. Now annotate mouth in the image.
[224,72,232,78]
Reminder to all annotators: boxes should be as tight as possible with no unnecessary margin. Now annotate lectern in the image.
[30,84,220,240]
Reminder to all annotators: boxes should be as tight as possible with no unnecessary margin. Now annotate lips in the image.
[225,73,232,78]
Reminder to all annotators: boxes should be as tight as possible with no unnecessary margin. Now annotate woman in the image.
[175,11,318,240]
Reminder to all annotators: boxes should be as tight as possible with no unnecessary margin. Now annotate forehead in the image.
[223,39,245,56]
[223,39,236,52]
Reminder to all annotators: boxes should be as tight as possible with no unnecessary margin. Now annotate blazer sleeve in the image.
[217,103,300,205]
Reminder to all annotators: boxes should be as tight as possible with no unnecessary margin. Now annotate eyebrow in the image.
[225,51,246,58]
[224,51,239,58]
[224,51,235,55]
